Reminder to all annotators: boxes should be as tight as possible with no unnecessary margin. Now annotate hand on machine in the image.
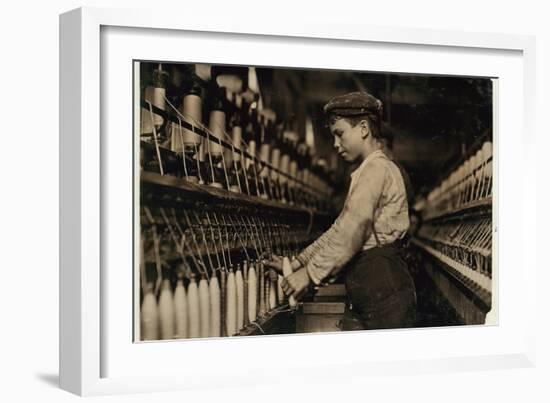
[263,254,311,304]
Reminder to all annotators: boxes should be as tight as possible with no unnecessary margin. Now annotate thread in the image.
[279,154,290,184]
[247,140,257,171]
[207,110,225,157]
[231,126,243,162]
[259,144,271,178]
[141,283,159,341]
[270,148,281,181]
[181,94,202,148]
[159,279,175,340]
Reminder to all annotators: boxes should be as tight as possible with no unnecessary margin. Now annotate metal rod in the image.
[212,212,230,268]
[204,211,223,271]
[143,206,163,295]
[182,209,210,280]
[146,101,165,176]
[192,211,216,276]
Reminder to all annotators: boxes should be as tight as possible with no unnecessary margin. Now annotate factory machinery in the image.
[411,139,493,325]
[137,61,494,341]
[137,62,337,340]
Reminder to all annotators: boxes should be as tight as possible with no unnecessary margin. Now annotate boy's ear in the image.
[360,119,370,139]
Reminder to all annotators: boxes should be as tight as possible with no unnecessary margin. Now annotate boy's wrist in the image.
[291,258,302,271]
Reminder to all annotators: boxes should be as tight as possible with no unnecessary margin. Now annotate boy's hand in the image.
[262,255,284,275]
[282,267,311,301]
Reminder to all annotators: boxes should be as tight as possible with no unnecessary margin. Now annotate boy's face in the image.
[329,117,365,163]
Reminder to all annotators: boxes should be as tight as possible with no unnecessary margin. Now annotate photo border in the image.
[59,6,536,396]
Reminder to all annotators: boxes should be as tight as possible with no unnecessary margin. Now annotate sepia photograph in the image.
[134,61,495,342]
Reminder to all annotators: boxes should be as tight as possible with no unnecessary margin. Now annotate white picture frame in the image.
[60,6,537,396]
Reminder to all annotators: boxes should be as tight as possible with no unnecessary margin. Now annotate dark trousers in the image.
[341,244,417,331]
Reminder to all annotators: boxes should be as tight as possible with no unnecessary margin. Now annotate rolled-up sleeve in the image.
[295,227,333,267]
[303,160,388,284]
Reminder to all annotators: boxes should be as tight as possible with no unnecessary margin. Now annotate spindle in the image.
[158,279,175,340]
[173,274,188,339]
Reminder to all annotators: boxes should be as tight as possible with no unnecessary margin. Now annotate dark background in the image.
[255,66,493,200]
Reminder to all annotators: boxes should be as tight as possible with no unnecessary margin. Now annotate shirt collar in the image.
[350,149,386,180]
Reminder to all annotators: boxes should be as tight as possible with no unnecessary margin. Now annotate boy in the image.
[264,91,416,330]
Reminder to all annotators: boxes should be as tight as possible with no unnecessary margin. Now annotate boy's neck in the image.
[357,140,382,164]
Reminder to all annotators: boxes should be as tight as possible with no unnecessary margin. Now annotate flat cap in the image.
[323,91,383,117]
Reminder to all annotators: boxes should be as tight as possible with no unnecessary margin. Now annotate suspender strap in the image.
[372,221,381,248]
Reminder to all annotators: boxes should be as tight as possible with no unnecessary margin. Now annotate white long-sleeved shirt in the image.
[296,150,409,284]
